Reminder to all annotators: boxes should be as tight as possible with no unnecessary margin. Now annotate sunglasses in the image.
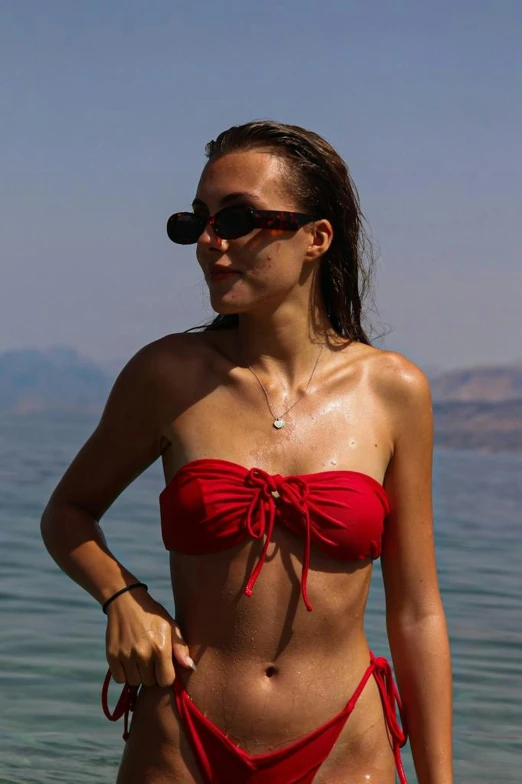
[166,205,316,245]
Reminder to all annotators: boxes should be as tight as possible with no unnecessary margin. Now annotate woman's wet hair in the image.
[195,119,375,344]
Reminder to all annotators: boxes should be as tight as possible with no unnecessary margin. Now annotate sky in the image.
[1,0,521,372]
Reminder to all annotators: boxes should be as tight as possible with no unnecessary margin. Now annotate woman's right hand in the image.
[105,588,195,688]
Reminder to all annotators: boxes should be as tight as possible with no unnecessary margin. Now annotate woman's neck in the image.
[233,304,333,385]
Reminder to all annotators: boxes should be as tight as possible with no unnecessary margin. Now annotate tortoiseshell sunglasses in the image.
[166,205,316,245]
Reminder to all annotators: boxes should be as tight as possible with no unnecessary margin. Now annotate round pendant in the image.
[273,418,286,429]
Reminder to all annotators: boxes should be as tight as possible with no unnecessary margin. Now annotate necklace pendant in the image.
[273,418,286,429]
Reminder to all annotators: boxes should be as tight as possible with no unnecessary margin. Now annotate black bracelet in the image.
[102,582,149,614]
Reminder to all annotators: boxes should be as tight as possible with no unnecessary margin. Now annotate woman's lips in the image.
[208,269,241,281]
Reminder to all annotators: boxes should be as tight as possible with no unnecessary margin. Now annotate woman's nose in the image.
[198,220,228,250]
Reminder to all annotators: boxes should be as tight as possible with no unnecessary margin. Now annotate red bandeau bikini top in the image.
[159,458,390,612]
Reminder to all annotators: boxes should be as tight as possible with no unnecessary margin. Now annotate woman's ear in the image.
[304,219,334,263]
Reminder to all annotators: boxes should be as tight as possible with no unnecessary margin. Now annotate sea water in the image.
[1,412,521,782]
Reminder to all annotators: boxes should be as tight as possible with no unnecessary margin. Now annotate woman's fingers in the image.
[106,604,194,687]
[171,622,197,671]
[108,656,127,684]
[135,656,157,688]
[124,659,142,687]
[109,649,173,688]
[154,651,176,688]
[110,653,142,687]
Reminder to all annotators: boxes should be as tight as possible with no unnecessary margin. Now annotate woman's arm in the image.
[41,339,194,686]
[41,344,163,601]
[380,355,453,784]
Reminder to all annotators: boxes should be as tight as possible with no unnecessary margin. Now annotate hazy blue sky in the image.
[2,0,521,372]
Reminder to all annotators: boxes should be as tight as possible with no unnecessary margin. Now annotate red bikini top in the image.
[159,458,390,612]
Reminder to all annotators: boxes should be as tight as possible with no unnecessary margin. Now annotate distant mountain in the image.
[431,364,522,402]
[433,400,522,453]
[0,347,111,413]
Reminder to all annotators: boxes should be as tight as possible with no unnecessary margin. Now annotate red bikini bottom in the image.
[102,652,408,784]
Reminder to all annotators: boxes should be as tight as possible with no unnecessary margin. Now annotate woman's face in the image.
[193,150,320,316]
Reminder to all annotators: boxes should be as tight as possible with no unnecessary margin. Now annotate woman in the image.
[41,120,452,783]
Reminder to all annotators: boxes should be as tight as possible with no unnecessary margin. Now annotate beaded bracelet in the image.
[102,582,149,614]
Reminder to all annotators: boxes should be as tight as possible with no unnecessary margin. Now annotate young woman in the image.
[41,120,452,783]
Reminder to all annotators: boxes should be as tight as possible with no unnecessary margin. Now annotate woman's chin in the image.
[209,296,249,316]
[211,304,244,317]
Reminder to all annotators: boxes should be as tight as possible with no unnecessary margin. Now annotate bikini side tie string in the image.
[101,669,138,741]
[370,653,409,784]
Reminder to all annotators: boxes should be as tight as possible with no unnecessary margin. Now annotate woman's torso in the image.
[125,330,399,780]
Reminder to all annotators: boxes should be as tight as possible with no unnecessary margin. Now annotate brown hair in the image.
[197,120,375,343]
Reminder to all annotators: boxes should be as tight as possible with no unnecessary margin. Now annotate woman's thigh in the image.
[116,683,203,784]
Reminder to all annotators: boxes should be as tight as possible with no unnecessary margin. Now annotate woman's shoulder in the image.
[126,331,221,372]
[346,346,433,458]
[116,331,230,403]
[104,332,223,431]
[352,344,432,410]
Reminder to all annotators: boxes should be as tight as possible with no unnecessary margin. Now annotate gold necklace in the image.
[247,344,325,429]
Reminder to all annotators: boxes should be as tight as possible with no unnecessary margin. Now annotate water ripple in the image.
[1,414,521,782]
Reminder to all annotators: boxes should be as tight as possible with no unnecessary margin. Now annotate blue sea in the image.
[1,412,521,783]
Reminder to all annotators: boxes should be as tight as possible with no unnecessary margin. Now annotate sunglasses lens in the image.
[215,206,254,239]
[166,213,203,245]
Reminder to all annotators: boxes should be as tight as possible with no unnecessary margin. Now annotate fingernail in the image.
[186,657,197,671]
